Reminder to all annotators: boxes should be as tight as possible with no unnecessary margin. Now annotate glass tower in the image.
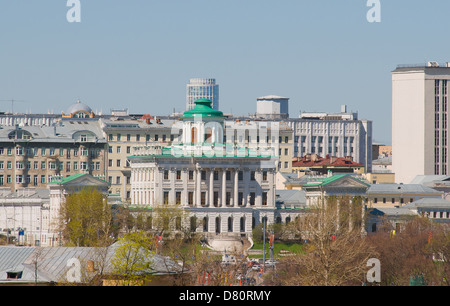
[186,78,219,111]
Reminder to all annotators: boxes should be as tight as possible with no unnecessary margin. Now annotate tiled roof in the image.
[292,154,363,168]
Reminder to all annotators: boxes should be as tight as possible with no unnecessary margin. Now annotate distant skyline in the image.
[2,0,450,145]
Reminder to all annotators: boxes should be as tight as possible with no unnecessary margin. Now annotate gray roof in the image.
[410,175,450,185]
[403,197,450,210]
[370,207,417,217]
[65,100,93,115]
[101,117,178,131]
[372,156,392,165]
[0,188,50,199]
[0,244,183,284]
[367,183,442,195]
[275,189,307,209]
[0,119,106,144]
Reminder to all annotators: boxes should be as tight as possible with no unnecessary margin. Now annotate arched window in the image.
[191,127,198,144]
[205,127,213,143]
[190,216,197,232]
[203,217,208,232]
[215,217,221,234]
[240,217,245,232]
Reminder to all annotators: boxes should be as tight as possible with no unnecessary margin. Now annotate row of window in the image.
[0,147,101,158]
[108,159,130,168]
[162,190,268,206]
[0,161,101,171]
[0,174,62,185]
[163,169,269,181]
[108,133,174,142]
[372,197,414,204]
[294,136,355,144]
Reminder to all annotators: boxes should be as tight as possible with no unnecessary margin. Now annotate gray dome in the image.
[66,100,93,115]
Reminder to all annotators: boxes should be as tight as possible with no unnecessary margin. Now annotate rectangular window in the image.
[163,191,169,204]
[188,192,194,205]
[214,191,219,207]
[250,192,255,205]
[262,192,268,206]
[176,191,181,205]
[201,192,206,206]
[226,192,231,205]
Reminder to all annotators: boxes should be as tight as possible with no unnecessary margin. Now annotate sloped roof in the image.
[292,155,364,168]
[49,173,108,186]
[0,244,183,284]
[303,174,369,188]
[403,197,450,209]
[367,183,442,195]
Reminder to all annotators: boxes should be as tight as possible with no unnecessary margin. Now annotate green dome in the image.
[183,99,223,119]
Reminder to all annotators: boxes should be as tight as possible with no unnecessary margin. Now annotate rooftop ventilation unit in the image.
[427,61,439,67]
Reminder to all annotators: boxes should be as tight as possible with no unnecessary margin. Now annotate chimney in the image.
[87,260,95,272]
[146,118,150,124]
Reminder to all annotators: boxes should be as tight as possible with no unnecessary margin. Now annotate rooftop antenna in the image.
[0,99,27,113]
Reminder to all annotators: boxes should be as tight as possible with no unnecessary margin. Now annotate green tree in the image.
[278,196,377,286]
[59,187,114,247]
[110,231,155,286]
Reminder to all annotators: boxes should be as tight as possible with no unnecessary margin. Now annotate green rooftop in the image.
[49,173,107,185]
[182,98,224,119]
[303,174,370,187]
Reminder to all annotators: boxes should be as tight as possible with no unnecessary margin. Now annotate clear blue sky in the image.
[1,0,450,144]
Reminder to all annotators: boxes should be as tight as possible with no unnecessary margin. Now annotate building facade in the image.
[100,116,179,202]
[0,119,107,191]
[392,62,450,183]
[129,99,280,240]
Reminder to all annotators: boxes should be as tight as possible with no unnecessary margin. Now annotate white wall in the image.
[392,69,426,183]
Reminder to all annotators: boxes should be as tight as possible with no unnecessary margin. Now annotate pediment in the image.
[60,174,109,188]
[325,177,369,189]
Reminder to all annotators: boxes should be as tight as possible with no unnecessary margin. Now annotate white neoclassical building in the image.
[129,99,280,242]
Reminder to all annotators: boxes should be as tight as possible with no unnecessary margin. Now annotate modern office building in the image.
[186,78,219,111]
[392,62,450,183]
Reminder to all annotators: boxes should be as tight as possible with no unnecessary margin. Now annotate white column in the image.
[196,169,201,206]
[182,168,188,207]
[209,169,214,207]
[256,168,262,206]
[234,169,239,206]
[243,169,249,207]
[221,169,227,207]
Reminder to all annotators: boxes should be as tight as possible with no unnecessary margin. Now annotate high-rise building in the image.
[392,62,450,183]
[186,78,219,111]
